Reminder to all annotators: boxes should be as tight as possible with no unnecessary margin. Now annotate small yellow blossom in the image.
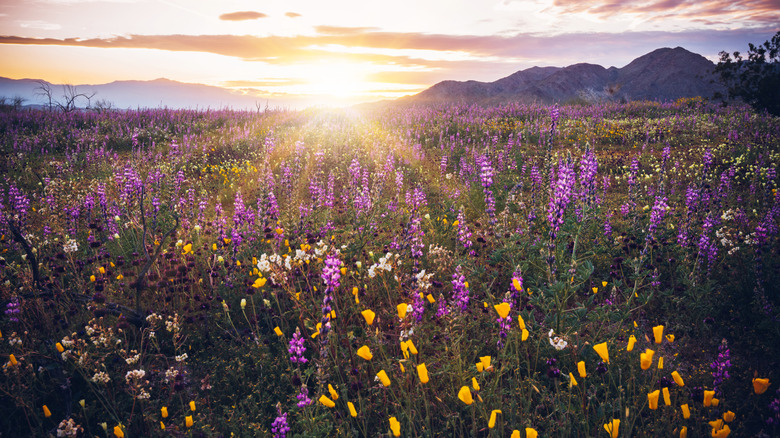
[569,372,578,387]
[526,428,538,438]
[274,327,283,336]
[389,417,401,437]
[406,339,418,355]
[593,342,609,363]
[328,384,339,400]
[703,390,715,407]
[43,405,52,417]
[672,371,685,387]
[114,426,125,437]
[458,386,473,405]
[361,309,375,325]
[648,389,660,410]
[161,407,168,418]
[518,315,526,330]
[522,328,529,341]
[653,325,664,344]
[681,404,690,419]
[357,345,373,361]
[185,415,193,427]
[753,378,770,394]
[189,400,196,411]
[397,303,408,319]
[56,343,64,353]
[488,409,502,428]
[494,302,510,319]
[627,335,637,352]
[723,411,735,422]
[641,349,655,370]
[603,419,620,438]
[577,361,586,378]
[376,370,391,387]
[348,402,357,417]
[417,363,429,384]
[472,377,480,391]
[319,395,335,408]
[663,387,671,406]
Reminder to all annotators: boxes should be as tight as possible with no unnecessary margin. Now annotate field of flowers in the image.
[0,98,778,437]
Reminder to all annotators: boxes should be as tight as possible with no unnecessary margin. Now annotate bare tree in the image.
[92,98,115,113]
[34,80,54,110]
[34,80,97,112]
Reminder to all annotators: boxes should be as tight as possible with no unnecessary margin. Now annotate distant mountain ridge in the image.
[402,47,725,105]
[0,77,283,110]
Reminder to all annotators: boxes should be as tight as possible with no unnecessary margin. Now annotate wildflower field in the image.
[0,99,778,437]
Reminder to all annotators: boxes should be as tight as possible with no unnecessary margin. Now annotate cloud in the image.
[1,27,776,78]
[551,0,780,23]
[219,11,267,21]
[222,79,307,87]
[18,20,62,31]
[285,12,301,18]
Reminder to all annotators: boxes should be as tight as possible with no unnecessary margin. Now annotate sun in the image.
[303,60,370,98]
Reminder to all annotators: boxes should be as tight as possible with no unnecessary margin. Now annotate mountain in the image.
[0,77,287,110]
[402,47,724,105]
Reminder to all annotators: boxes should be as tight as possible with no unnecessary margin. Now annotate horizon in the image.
[1,0,778,108]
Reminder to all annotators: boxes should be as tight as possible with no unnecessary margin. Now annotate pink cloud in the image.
[219,11,267,21]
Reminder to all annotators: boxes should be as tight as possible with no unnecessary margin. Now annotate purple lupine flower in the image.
[271,406,290,438]
[477,155,496,223]
[319,252,341,347]
[296,385,312,407]
[547,158,576,236]
[433,293,449,318]
[646,196,669,244]
[288,328,308,364]
[456,208,472,249]
[711,338,731,395]
[451,265,470,312]
[5,297,20,323]
[578,146,598,210]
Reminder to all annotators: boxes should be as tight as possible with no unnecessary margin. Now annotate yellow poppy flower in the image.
[389,417,401,437]
[426,294,435,303]
[319,395,335,408]
[602,281,608,287]
[488,410,502,428]
[569,372,578,387]
[397,303,408,319]
[592,287,598,294]
[522,328,529,341]
[476,362,484,372]
[681,404,690,419]
[511,430,521,438]
[480,356,491,370]
[403,340,417,356]
[512,277,522,291]
[161,407,168,418]
[328,384,339,400]
[703,390,715,407]
[666,334,675,343]
[753,378,770,394]
[377,370,391,387]
[653,325,664,344]
[648,389,660,410]
[182,243,192,255]
[627,335,636,352]
[593,342,609,363]
[640,349,655,370]
[357,345,373,361]
[518,315,526,330]
[189,401,196,411]
[114,426,125,437]
[603,419,620,438]
[709,419,723,430]
[252,277,267,288]
[680,426,687,438]
[578,361,586,378]
[160,421,165,430]
[472,377,480,391]
[712,425,730,438]
[526,428,538,438]
[43,405,52,417]
[458,386,473,405]
[348,402,357,417]
[494,302,510,319]
[56,343,64,353]
[658,356,664,369]
[672,371,685,387]
[417,363,429,384]
[274,327,283,337]
[185,415,193,427]
[723,411,735,422]
[663,387,671,406]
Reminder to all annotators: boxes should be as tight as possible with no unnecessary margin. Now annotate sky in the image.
[0,0,778,106]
